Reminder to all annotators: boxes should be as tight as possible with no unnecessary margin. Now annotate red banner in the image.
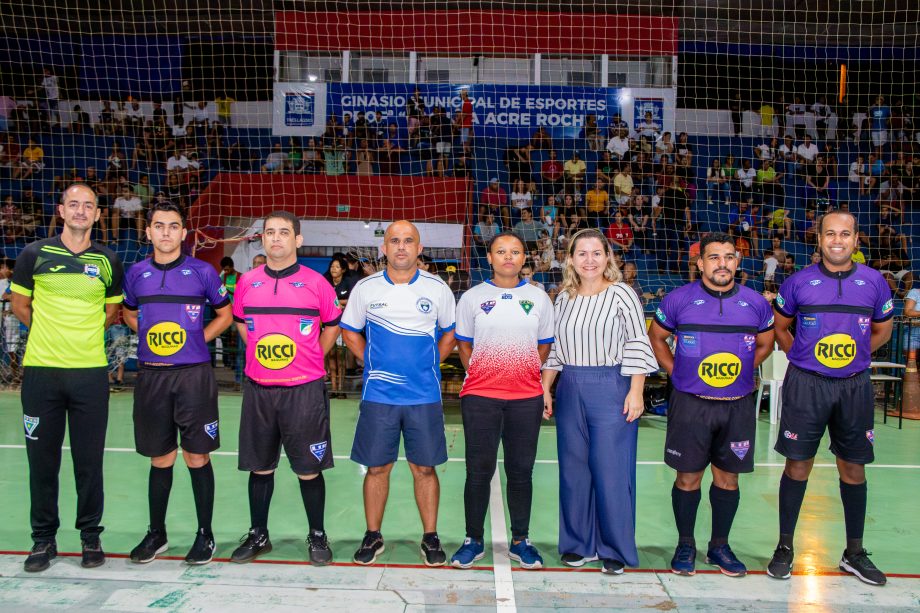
[275,11,678,56]
[190,173,471,228]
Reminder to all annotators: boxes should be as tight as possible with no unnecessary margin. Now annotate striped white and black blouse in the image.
[544,283,659,375]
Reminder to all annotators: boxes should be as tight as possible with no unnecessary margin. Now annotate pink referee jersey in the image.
[233,263,342,386]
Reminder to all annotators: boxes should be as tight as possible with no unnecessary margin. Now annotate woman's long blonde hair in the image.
[559,228,623,297]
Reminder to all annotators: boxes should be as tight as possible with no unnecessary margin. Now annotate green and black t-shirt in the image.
[11,236,124,368]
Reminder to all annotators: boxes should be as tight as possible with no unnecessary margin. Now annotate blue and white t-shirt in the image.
[341,269,456,405]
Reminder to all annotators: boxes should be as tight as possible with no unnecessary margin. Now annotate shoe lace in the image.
[308,532,328,549]
[423,534,441,550]
[773,545,793,560]
[675,544,694,562]
[849,549,877,569]
[361,533,381,550]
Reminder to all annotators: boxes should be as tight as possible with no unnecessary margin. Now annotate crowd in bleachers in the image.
[1,80,917,313]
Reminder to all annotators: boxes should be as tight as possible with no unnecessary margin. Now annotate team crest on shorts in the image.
[185,304,201,321]
[83,264,99,278]
[783,430,798,440]
[299,318,314,335]
[204,420,219,440]
[23,415,39,440]
[480,300,496,314]
[730,440,750,460]
[866,429,874,444]
[519,300,534,315]
[310,441,328,461]
[416,297,432,313]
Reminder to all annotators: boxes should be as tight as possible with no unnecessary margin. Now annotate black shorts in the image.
[239,377,333,475]
[664,389,757,474]
[134,362,220,457]
[774,364,875,465]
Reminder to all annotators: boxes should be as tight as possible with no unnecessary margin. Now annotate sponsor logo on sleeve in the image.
[23,415,39,440]
[310,441,328,462]
[776,294,786,308]
[698,352,742,388]
[480,300,496,314]
[882,299,894,315]
[730,440,751,460]
[255,333,297,369]
[219,284,230,295]
[204,420,219,440]
[814,333,856,368]
[655,307,667,323]
[146,321,187,356]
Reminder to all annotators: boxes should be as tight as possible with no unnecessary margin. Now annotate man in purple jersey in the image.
[650,232,774,578]
[122,201,233,565]
[767,211,893,585]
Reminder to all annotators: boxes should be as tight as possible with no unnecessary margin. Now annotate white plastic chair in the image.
[756,348,789,424]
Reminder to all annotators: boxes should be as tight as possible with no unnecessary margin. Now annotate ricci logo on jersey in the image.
[147,321,187,356]
[255,333,297,369]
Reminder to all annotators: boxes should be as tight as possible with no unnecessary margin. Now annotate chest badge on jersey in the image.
[299,318,314,335]
[480,300,496,314]
[858,316,870,334]
[743,334,756,351]
[519,300,534,315]
[147,322,187,356]
[815,333,856,368]
[698,352,742,388]
[416,297,432,313]
[256,333,297,369]
[83,264,99,278]
[185,305,201,321]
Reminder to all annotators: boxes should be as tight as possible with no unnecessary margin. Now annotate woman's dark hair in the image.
[325,254,349,280]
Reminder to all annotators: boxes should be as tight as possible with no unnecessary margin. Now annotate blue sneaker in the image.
[450,538,485,569]
[705,544,747,577]
[670,543,696,576]
[508,539,544,570]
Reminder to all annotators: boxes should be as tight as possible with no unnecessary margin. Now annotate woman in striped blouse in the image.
[541,228,659,575]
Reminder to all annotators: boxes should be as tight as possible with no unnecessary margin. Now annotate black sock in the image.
[248,472,275,530]
[840,480,867,555]
[778,473,808,547]
[188,462,215,533]
[149,465,173,533]
[709,484,740,548]
[298,473,325,533]
[671,485,701,547]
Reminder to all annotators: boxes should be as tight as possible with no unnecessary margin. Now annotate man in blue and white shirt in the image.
[341,220,456,567]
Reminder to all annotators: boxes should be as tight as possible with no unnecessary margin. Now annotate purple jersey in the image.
[655,282,773,398]
[123,255,230,367]
[775,263,893,377]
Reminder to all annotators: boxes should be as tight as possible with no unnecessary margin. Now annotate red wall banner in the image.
[275,11,678,56]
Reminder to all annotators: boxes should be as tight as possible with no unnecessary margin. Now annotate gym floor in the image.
[0,392,918,611]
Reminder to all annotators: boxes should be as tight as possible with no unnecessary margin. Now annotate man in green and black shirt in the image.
[11,183,124,573]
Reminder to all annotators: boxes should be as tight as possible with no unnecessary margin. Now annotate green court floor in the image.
[0,391,918,578]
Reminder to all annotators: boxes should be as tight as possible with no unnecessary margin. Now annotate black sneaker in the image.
[839,549,887,586]
[185,529,216,565]
[420,533,447,567]
[307,530,333,566]
[81,536,105,568]
[353,531,385,565]
[561,552,599,567]
[23,541,57,573]
[130,529,168,564]
[601,558,625,575]
[230,528,272,564]
[767,545,793,580]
